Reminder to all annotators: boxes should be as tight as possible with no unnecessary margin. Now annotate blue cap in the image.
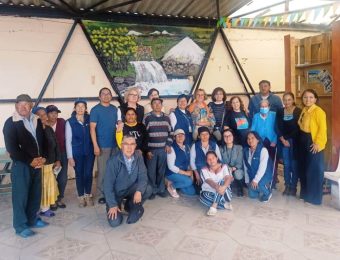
[177,94,189,102]
[74,98,87,107]
[32,106,46,115]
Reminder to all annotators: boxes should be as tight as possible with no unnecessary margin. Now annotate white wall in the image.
[0,16,319,147]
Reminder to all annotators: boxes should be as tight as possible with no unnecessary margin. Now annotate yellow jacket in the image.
[298,104,327,151]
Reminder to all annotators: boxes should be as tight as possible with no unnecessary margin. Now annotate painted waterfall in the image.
[83,20,214,97]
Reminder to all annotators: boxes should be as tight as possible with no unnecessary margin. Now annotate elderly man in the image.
[3,94,48,238]
[104,135,152,227]
[248,80,283,118]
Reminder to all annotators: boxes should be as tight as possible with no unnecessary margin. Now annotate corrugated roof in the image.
[0,0,251,19]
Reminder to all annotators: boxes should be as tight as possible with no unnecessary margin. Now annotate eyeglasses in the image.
[122,142,136,146]
[128,94,138,97]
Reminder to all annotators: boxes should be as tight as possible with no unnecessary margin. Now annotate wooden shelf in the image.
[295,60,331,68]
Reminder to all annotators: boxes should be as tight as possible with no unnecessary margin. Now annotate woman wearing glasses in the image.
[120,87,144,123]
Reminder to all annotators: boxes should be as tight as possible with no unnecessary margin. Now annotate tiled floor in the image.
[0,178,340,260]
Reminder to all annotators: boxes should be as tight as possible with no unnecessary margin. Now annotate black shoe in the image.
[149,194,156,200]
[56,199,66,208]
[158,191,168,198]
[50,204,58,211]
[236,188,244,197]
[282,186,290,196]
[126,204,144,224]
[98,198,106,204]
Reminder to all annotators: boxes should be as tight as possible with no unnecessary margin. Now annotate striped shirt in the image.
[143,112,173,150]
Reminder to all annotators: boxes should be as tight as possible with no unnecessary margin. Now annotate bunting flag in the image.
[216,4,334,29]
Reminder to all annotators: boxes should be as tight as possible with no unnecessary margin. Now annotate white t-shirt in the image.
[201,164,231,193]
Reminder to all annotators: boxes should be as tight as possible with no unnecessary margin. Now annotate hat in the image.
[74,99,87,107]
[151,97,163,105]
[198,126,210,136]
[46,105,61,113]
[16,94,32,103]
[177,94,189,102]
[174,129,185,136]
[32,106,46,115]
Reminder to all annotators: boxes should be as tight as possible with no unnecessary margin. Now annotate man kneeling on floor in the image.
[104,134,152,227]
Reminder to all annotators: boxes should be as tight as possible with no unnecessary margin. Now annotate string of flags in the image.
[217,3,339,28]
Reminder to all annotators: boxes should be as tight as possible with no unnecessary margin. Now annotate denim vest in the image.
[68,114,93,156]
[174,108,193,145]
[166,142,190,176]
[195,140,216,171]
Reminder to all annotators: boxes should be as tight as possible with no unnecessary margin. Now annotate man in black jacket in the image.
[3,94,48,238]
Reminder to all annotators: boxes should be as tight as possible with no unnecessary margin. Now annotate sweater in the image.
[276,107,302,140]
[220,144,243,170]
[3,112,44,165]
[116,122,147,152]
[53,118,66,153]
[104,151,148,208]
[248,93,283,118]
[143,112,173,151]
[251,111,277,144]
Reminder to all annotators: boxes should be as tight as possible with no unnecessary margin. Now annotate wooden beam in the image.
[284,35,292,92]
[331,20,340,170]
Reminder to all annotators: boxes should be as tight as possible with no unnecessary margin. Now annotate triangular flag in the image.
[297,11,303,22]
[276,16,281,26]
[240,18,246,27]
[248,18,253,27]
[253,17,259,27]
[313,7,322,21]
[269,16,275,26]
[282,14,288,25]
[231,18,239,27]
[263,17,269,26]
[323,5,331,17]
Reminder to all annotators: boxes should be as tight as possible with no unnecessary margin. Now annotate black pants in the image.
[106,183,152,227]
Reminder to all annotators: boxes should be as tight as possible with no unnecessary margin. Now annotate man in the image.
[46,104,67,209]
[3,94,48,238]
[104,135,152,227]
[248,80,283,118]
[190,127,222,187]
[90,87,122,204]
[143,98,173,199]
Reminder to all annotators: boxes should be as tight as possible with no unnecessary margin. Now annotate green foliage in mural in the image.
[89,26,138,72]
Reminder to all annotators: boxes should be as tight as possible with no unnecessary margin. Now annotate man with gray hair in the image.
[3,94,48,238]
[104,135,152,227]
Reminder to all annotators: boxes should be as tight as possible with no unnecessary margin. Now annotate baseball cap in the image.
[74,98,87,107]
[174,129,185,136]
[32,106,46,115]
[16,94,32,103]
[46,105,61,113]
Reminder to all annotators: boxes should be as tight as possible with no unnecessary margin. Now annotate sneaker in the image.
[282,186,290,196]
[16,228,36,238]
[167,185,179,198]
[224,202,233,211]
[98,197,106,204]
[85,194,94,206]
[56,199,66,209]
[207,207,217,216]
[30,219,49,228]
[39,209,55,217]
[260,193,272,203]
[78,196,86,208]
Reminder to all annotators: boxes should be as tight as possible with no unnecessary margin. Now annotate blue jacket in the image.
[243,143,273,182]
[248,93,283,118]
[67,114,93,156]
[173,108,193,145]
[251,111,277,144]
[166,142,190,176]
[104,151,148,208]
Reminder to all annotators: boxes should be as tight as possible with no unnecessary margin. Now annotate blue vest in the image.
[243,143,273,182]
[195,140,216,171]
[166,142,190,176]
[174,108,193,145]
[68,114,93,156]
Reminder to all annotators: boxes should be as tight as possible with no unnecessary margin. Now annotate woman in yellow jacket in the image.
[298,89,327,205]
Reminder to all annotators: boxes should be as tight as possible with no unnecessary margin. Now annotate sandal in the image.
[56,199,66,208]
[39,209,55,217]
[207,207,217,216]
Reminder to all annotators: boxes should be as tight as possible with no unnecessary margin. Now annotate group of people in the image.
[2,80,327,237]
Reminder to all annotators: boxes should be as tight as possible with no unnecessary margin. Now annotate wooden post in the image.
[331,20,340,170]
[284,35,296,94]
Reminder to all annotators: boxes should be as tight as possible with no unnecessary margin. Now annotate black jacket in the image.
[43,126,61,164]
[3,113,44,165]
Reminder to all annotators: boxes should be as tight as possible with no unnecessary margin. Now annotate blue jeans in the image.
[166,173,196,195]
[248,175,271,199]
[74,153,95,196]
[146,148,167,194]
[282,139,298,189]
[11,161,41,233]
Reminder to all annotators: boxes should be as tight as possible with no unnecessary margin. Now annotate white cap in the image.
[174,129,185,136]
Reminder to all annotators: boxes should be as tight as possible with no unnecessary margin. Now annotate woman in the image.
[169,94,194,145]
[298,89,327,205]
[251,99,278,187]
[166,129,196,198]
[144,88,167,114]
[66,99,95,207]
[208,87,229,142]
[116,107,147,153]
[277,92,301,196]
[120,87,144,123]
[33,106,60,216]
[200,151,233,216]
[188,88,215,141]
[244,131,274,202]
[223,96,250,146]
[220,129,244,197]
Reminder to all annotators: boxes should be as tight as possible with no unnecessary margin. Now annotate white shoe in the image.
[207,207,217,216]
[167,185,180,198]
[224,202,233,211]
